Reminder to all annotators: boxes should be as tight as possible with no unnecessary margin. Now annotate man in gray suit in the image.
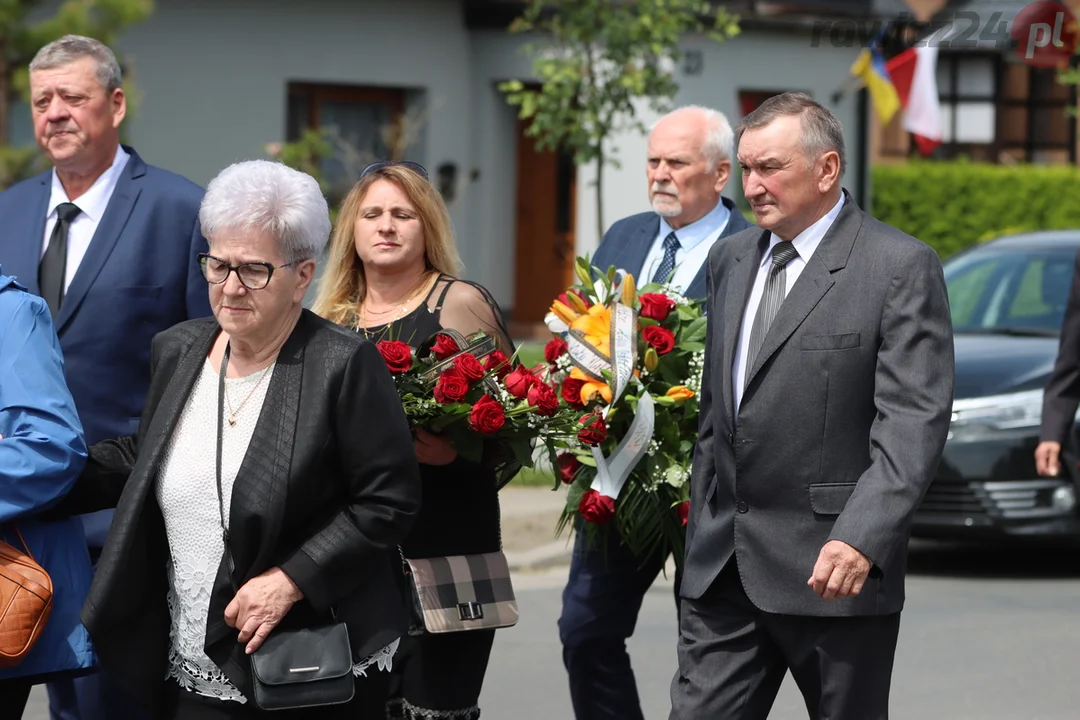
[670,92,954,719]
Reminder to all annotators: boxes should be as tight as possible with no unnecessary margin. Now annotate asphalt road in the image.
[21,541,1080,719]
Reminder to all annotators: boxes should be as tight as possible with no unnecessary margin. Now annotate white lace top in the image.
[156,360,398,702]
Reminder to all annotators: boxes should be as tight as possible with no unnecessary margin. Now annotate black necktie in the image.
[744,241,799,386]
[39,202,82,317]
[651,231,680,284]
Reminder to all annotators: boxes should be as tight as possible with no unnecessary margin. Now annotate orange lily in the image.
[665,385,695,402]
[571,304,612,357]
[570,367,612,405]
[551,299,579,325]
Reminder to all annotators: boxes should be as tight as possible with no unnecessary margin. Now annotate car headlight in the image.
[949,389,1043,438]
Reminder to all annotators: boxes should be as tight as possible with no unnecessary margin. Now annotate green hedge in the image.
[871,160,1080,259]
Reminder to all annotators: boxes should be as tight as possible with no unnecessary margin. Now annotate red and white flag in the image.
[885,45,943,156]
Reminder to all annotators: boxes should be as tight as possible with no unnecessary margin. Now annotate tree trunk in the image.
[595,155,604,245]
[0,39,9,147]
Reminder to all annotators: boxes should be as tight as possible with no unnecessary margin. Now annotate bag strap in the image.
[0,524,39,563]
[215,343,239,592]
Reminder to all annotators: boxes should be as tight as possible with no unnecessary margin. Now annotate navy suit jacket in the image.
[0,145,212,545]
[591,197,754,301]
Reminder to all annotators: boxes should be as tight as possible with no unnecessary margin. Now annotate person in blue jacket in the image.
[0,265,93,718]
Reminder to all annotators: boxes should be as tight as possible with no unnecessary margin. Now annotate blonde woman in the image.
[313,161,512,720]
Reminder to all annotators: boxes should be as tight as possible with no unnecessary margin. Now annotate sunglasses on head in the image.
[360,161,429,180]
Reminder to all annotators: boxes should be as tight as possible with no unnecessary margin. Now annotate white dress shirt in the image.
[41,145,131,292]
[640,199,731,294]
[732,194,846,413]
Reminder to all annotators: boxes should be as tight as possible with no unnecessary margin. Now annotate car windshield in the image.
[944,248,1075,336]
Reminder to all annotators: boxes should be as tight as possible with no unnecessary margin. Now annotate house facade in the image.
[90,0,900,329]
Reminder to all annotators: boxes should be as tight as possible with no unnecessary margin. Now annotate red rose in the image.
[561,378,586,408]
[639,293,677,322]
[376,340,412,373]
[483,350,511,379]
[452,353,485,382]
[544,337,569,364]
[579,489,615,525]
[676,501,690,527]
[469,394,506,434]
[433,368,469,404]
[504,366,538,399]
[642,325,676,355]
[527,382,559,417]
[577,412,607,446]
[431,333,460,360]
[556,453,581,484]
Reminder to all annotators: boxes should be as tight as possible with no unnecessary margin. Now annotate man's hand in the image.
[808,540,872,601]
[224,567,303,654]
[414,428,458,466]
[1035,440,1062,477]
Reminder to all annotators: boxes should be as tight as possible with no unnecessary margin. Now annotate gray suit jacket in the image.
[682,191,954,617]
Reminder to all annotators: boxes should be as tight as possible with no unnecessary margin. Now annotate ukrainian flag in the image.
[850,46,900,124]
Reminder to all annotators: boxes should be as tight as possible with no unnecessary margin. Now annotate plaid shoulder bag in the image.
[400,473,517,635]
[402,550,518,635]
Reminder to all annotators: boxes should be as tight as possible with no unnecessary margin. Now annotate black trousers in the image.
[0,679,32,720]
[162,672,391,719]
[558,523,681,720]
[386,629,495,718]
[670,562,901,720]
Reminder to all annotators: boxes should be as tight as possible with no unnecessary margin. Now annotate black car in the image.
[911,231,1080,539]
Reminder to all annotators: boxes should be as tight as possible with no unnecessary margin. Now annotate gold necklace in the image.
[224,365,272,427]
[357,271,435,334]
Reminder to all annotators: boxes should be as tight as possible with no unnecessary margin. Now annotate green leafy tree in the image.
[0,0,154,188]
[499,0,740,239]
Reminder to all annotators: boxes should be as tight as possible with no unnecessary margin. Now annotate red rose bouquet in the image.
[541,257,707,566]
[374,330,581,479]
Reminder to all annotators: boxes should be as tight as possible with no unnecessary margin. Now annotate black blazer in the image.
[73,310,421,712]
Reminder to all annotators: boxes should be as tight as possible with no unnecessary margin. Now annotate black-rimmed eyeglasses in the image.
[198,253,300,290]
[360,161,428,180]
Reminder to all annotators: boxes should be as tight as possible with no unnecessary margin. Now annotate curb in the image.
[506,540,574,572]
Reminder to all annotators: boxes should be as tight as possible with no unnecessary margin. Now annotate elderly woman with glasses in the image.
[312,161,512,720]
[59,160,421,719]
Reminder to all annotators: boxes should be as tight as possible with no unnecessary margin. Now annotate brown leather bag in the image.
[0,526,53,668]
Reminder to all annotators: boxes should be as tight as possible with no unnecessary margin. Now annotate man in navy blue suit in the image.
[558,105,754,719]
[0,35,212,719]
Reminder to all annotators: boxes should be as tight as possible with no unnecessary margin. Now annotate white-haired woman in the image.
[60,160,421,718]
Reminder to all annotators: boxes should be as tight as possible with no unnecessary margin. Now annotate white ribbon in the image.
[609,302,636,405]
[567,330,611,383]
[591,391,655,500]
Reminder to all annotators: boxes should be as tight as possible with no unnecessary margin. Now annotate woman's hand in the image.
[224,567,304,654]
[414,428,458,466]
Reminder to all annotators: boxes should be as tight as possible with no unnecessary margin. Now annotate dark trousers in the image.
[45,670,146,720]
[387,629,495,718]
[669,562,901,720]
[558,525,680,720]
[0,679,32,720]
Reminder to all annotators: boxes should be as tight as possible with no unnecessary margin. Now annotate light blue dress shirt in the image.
[640,199,731,293]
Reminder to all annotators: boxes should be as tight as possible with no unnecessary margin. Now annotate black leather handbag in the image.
[215,344,355,711]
